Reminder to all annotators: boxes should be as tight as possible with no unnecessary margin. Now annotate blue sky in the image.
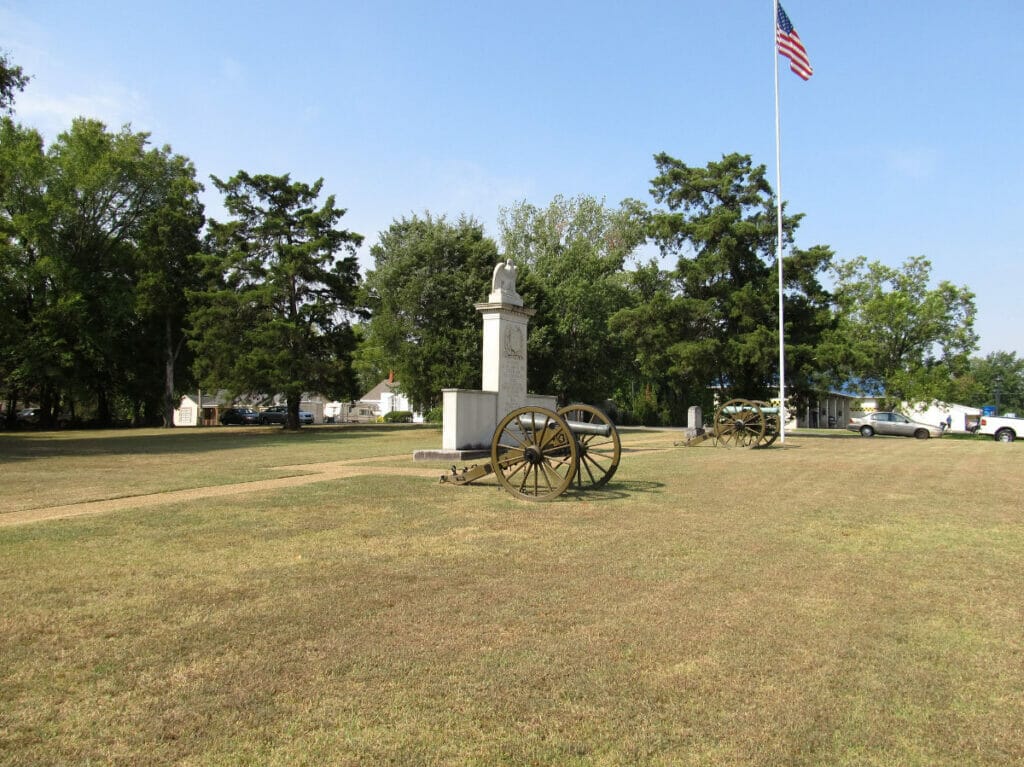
[3,1,1022,355]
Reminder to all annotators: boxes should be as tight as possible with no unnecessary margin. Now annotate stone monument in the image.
[416,260,556,458]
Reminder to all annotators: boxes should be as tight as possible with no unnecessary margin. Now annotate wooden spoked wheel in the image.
[491,406,578,501]
[752,400,780,448]
[713,398,766,448]
[558,404,621,489]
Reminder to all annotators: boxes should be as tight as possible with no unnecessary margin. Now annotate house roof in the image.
[179,392,229,408]
[180,391,329,409]
[359,378,401,404]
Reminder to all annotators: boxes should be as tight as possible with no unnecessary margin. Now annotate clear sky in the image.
[3,1,1022,356]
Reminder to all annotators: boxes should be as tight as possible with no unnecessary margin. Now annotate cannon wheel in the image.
[752,400,780,448]
[558,404,621,489]
[713,399,766,448]
[491,406,578,501]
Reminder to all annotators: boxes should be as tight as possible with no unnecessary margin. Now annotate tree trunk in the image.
[163,314,176,427]
[96,384,111,427]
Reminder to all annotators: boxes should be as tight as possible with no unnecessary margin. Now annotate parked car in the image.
[220,407,260,425]
[258,406,315,425]
[258,406,288,425]
[846,412,943,439]
[15,408,41,427]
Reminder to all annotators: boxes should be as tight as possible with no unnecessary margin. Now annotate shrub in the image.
[383,410,413,423]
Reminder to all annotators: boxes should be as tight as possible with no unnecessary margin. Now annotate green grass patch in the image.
[1,427,1022,765]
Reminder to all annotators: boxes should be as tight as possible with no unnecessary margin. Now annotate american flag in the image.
[777,4,813,80]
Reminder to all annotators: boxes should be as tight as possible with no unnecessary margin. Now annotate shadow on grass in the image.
[0,423,440,463]
[566,480,665,501]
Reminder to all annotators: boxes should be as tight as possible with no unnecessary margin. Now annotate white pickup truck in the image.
[976,414,1022,443]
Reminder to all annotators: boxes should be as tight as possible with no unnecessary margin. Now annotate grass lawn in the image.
[1,425,1021,766]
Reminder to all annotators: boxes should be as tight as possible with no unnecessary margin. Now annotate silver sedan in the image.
[847,412,944,439]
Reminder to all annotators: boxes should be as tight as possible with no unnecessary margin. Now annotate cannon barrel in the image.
[514,413,612,438]
[564,419,613,437]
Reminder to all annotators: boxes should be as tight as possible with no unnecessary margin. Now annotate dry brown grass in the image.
[0,426,1021,765]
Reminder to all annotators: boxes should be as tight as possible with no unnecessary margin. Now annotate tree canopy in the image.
[0,54,1004,430]
[0,52,29,113]
[611,152,834,420]
[190,172,362,428]
[499,195,645,405]
[1,118,204,427]
[357,214,497,411]
[827,255,978,403]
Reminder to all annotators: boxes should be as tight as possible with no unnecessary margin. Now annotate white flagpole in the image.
[773,0,787,444]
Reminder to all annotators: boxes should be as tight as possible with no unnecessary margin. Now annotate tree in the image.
[357,215,497,411]
[134,156,205,426]
[498,195,645,405]
[2,118,200,426]
[0,118,48,427]
[943,351,1024,414]
[190,172,362,429]
[612,152,834,421]
[0,52,29,113]
[827,255,977,402]
[608,260,690,424]
[39,119,202,425]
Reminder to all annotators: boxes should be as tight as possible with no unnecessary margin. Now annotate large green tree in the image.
[357,215,497,411]
[134,157,205,426]
[498,195,644,406]
[190,172,362,429]
[612,152,834,421]
[1,118,201,426]
[827,255,977,402]
[944,351,1024,414]
[0,118,48,427]
[41,119,202,425]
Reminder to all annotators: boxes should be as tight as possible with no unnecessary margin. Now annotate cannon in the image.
[440,404,621,501]
[678,398,780,448]
[713,398,780,448]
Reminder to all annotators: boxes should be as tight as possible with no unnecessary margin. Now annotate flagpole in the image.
[773,0,787,444]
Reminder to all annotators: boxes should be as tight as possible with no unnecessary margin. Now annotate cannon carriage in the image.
[440,404,621,502]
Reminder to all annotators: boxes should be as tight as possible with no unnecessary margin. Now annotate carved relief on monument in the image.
[500,356,527,398]
[503,325,525,359]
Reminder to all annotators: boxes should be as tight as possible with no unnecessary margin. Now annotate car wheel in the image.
[995,428,1015,443]
[914,429,929,439]
[859,426,874,437]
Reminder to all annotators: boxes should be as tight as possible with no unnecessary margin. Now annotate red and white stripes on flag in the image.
[776,4,813,80]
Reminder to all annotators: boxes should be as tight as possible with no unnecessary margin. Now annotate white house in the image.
[172,393,226,426]
[354,377,422,422]
[173,392,329,426]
